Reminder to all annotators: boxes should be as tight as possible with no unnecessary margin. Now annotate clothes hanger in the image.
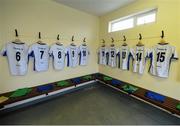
[37,32,46,45]
[122,35,127,46]
[71,36,76,46]
[101,39,105,47]
[13,29,24,44]
[82,37,86,46]
[56,34,63,46]
[136,33,144,46]
[111,37,115,47]
[159,30,168,45]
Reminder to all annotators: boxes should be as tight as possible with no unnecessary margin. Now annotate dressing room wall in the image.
[0,0,99,93]
[99,0,180,100]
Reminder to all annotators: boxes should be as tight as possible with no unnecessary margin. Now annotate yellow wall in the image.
[1,0,180,101]
[99,0,180,100]
[0,0,99,93]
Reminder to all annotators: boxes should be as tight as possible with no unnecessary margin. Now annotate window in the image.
[111,18,134,32]
[137,10,156,25]
[109,8,157,32]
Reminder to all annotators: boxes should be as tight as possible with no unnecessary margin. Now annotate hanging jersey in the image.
[28,43,49,72]
[117,45,131,70]
[1,42,29,76]
[130,46,148,74]
[66,45,79,67]
[79,45,90,66]
[49,44,66,70]
[107,46,118,67]
[149,44,178,78]
[98,47,108,65]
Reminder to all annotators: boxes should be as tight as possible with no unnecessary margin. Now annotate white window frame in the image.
[108,8,158,33]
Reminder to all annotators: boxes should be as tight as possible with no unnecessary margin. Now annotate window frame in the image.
[108,8,158,33]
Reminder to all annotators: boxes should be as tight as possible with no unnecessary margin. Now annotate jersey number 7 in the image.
[40,51,44,59]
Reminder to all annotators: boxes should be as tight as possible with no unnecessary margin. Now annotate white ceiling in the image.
[54,0,136,16]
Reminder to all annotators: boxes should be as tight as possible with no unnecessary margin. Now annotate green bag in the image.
[176,103,180,110]
[103,76,113,81]
[57,81,69,87]
[122,85,138,93]
[83,75,92,80]
[10,88,32,98]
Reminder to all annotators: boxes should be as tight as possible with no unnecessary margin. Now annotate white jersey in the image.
[49,44,66,70]
[117,45,131,70]
[149,44,178,78]
[1,42,29,76]
[130,46,148,74]
[98,46,108,65]
[107,46,118,67]
[66,45,79,67]
[28,43,49,72]
[79,45,90,66]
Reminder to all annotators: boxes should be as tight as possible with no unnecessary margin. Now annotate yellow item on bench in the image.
[0,96,9,103]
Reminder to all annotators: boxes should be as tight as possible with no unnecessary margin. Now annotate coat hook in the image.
[72,36,74,41]
[161,30,164,39]
[15,29,18,37]
[111,37,114,43]
[101,39,105,44]
[83,37,86,42]
[123,35,126,41]
[57,34,60,40]
[139,33,142,40]
[39,32,41,39]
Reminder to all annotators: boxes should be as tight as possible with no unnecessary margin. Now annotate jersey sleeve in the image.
[172,46,178,60]
[116,48,119,55]
[130,48,135,59]
[1,45,7,56]
[145,48,149,58]
[28,45,34,57]
[88,47,90,55]
[49,47,53,57]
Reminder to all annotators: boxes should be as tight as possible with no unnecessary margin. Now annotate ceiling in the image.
[54,0,136,16]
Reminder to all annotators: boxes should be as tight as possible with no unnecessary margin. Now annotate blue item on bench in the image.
[111,79,122,85]
[72,78,81,84]
[145,91,166,103]
[37,84,54,92]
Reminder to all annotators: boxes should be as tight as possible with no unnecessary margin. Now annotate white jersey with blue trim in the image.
[79,45,90,66]
[28,43,49,72]
[107,46,118,67]
[49,44,66,70]
[117,45,131,70]
[130,46,148,74]
[66,45,79,67]
[149,43,178,78]
[98,46,108,65]
[1,42,29,76]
